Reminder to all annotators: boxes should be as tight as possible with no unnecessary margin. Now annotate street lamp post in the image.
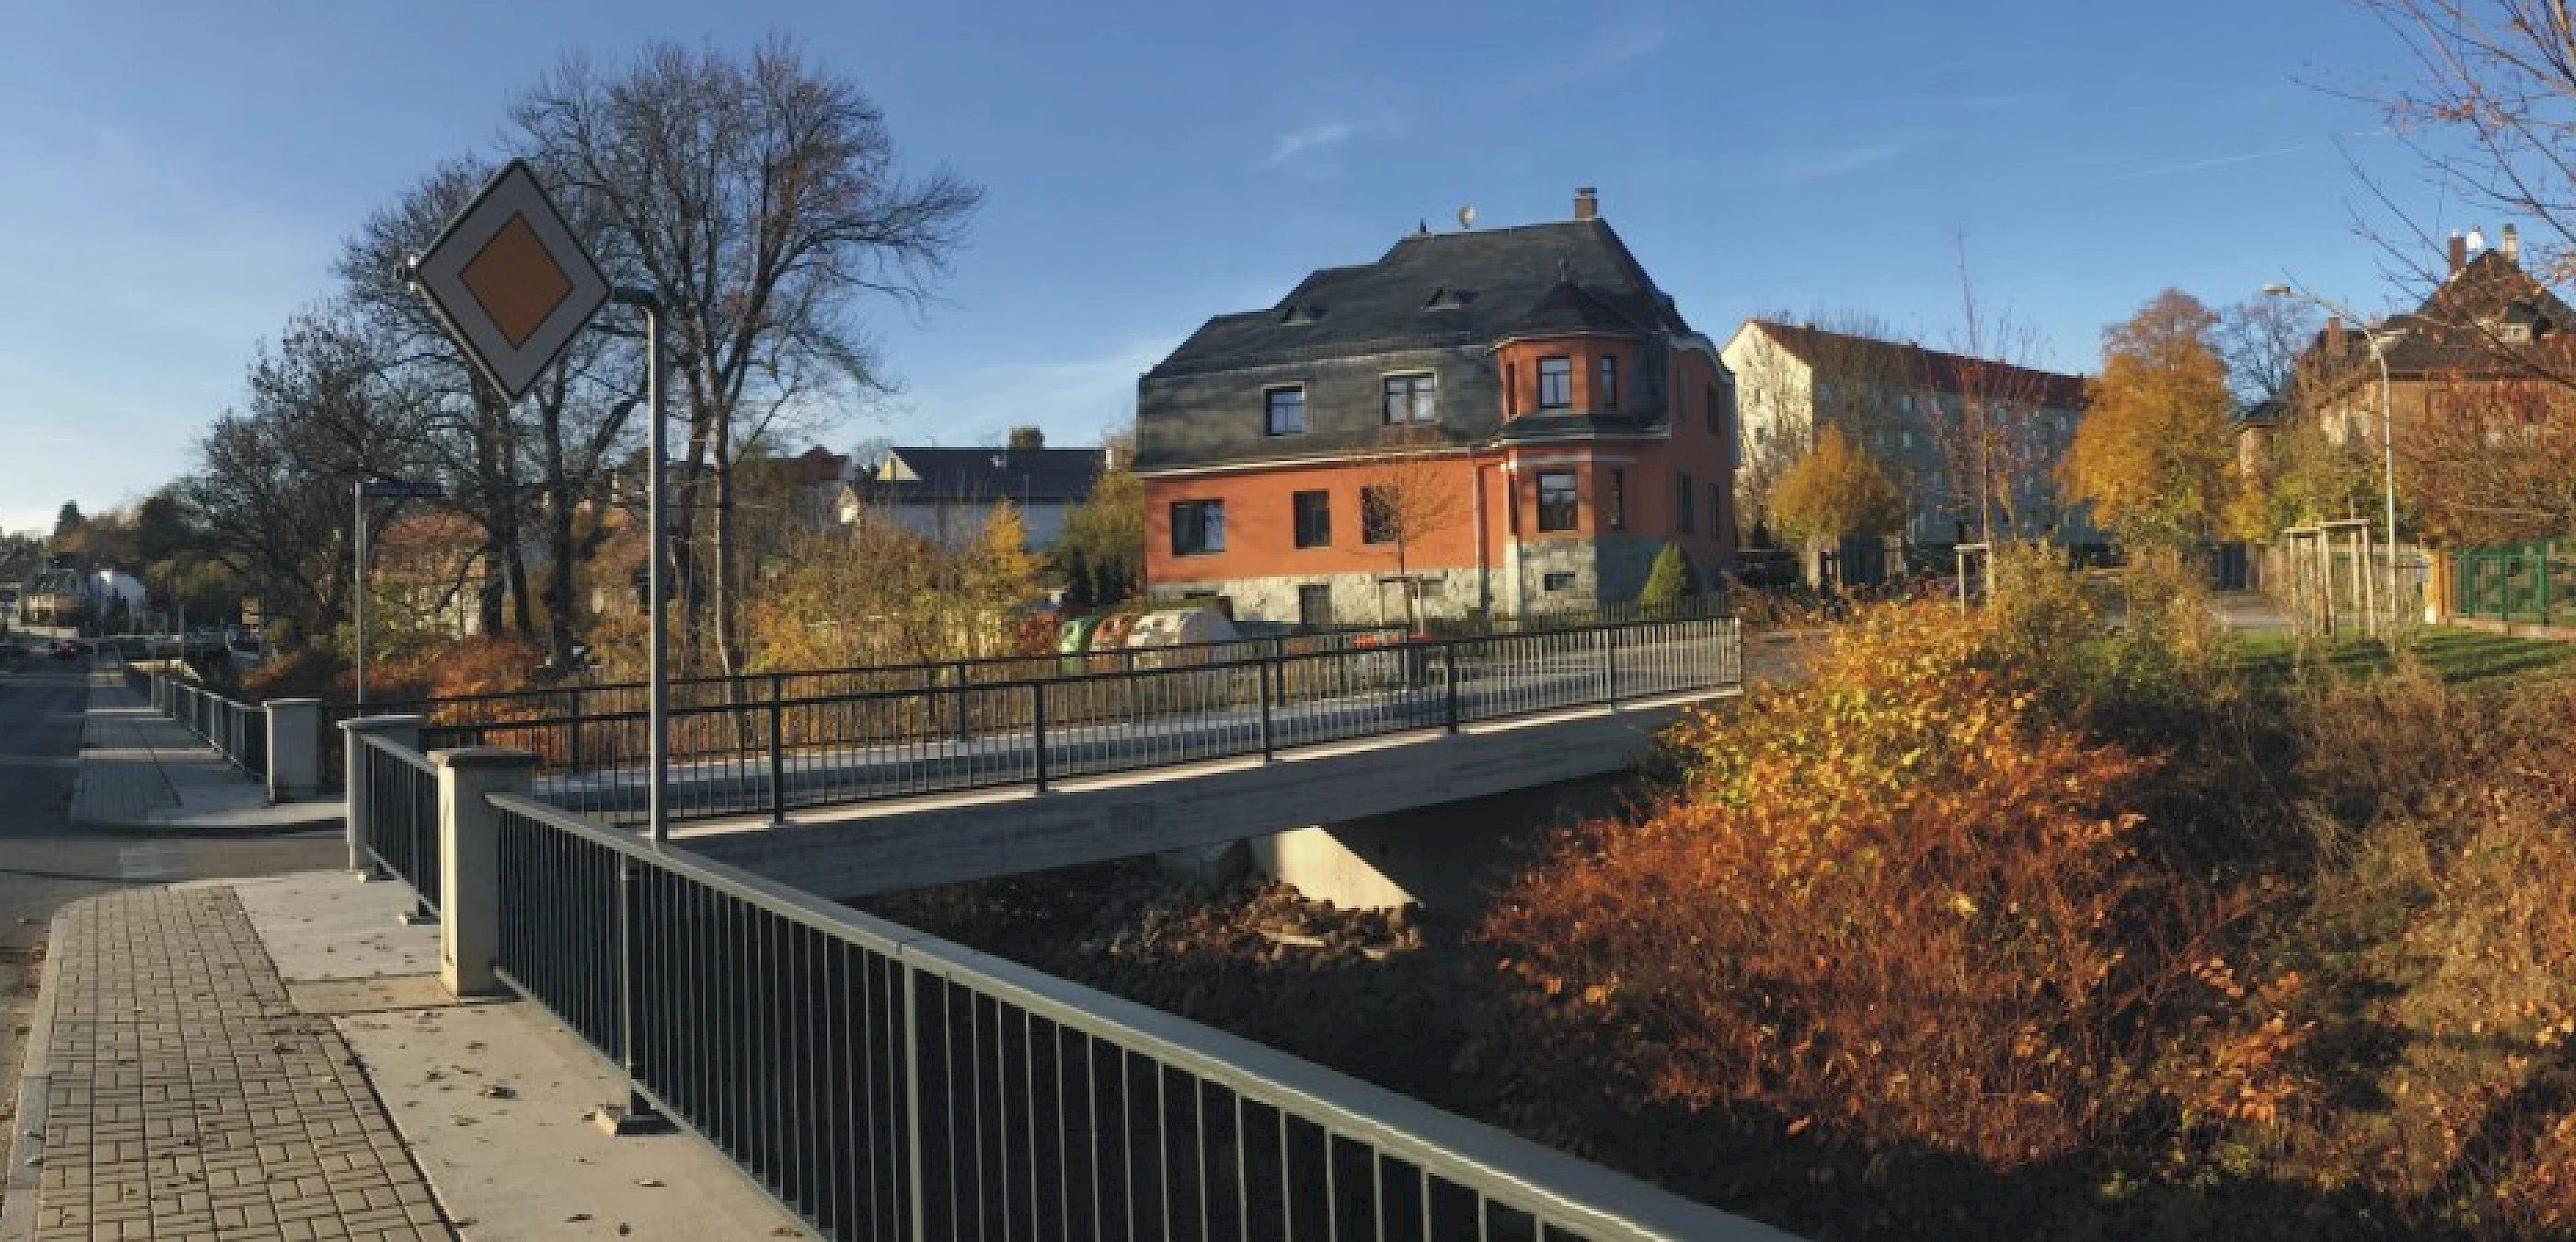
[353,478,446,707]
[2264,282,2400,636]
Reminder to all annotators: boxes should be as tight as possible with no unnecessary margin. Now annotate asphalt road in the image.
[0,652,343,1187]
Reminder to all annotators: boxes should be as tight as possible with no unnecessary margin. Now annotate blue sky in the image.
[0,0,2474,534]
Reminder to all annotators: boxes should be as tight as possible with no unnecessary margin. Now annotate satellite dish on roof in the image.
[1457,203,1476,230]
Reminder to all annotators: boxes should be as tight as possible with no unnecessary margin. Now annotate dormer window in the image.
[1281,304,1323,326]
[1424,286,1476,311]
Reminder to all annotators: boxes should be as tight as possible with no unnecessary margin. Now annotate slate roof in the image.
[1747,320,2089,408]
[1144,220,1693,379]
[2307,249,2576,394]
[855,446,1106,505]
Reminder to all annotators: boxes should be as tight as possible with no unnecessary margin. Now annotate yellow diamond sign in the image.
[410,160,609,402]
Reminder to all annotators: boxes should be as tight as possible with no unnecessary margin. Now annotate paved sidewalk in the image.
[14,888,446,1241]
[70,673,341,834]
[3,669,806,1241]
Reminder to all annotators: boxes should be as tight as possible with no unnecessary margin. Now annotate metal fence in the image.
[2454,540,2576,627]
[487,790,1752,1241]
[314,627,1413,794]
[165,677,267,777]
[354,734,442,914]
[436,616,1742,823]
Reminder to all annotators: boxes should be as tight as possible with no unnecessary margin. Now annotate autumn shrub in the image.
[1469,601,2303,1205]
[2272,678,2576,1235]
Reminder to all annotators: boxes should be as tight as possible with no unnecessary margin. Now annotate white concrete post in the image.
[340,715,423,875]
[434,747,537,998]
[264,697,321,801]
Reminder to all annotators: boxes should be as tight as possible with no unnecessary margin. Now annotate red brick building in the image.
[1134,190,1736,627]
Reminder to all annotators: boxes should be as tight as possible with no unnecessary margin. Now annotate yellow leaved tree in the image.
[1768,425,1903,583]
[2063,290,2237,549]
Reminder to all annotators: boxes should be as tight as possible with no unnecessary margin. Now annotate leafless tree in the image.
[339,159,646,672]
[1916,250,2066,544]
[1355,425,1468,627]
[2217,296,2324,410]
[512,38,982,677]
[181,306,435,645]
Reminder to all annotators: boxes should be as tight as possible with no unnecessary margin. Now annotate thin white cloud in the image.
[1576,18,1669,71]
[2100,144,2307,184]
[1267,121,1356,167]
[1758,133,1929,184]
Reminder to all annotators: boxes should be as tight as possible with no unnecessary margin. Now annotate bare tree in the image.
[2218,296,2323,410]
[1916,249,2068,544]
[1355,425,1468,627]
[182,306,434,646]
[512,39,982,677]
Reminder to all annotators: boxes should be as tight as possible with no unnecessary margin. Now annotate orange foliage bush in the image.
[1472,601,2305,1182]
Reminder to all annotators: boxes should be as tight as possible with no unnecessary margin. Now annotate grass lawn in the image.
[2233,625,2576,690]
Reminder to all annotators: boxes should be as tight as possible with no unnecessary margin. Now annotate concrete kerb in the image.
[0,911,69,1242]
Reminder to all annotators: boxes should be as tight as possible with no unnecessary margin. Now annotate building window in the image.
[1504,362,1518,417]
[1606,467,1627,531]
[1707,385,1724,436]
[1536,470,1579,532]
[1675,472,1695,535]
[1543,571,1575,592]
[1361,485,1397,544]
[1170,500,1225,556]
[1711,482,1726,542]
[1383,374,1436,425]
[1598,356,1618,409]
[1264,386,1305,436]
[1292,489,1331,548]
[1537,356,1572,408]
[1297,585,1334,628]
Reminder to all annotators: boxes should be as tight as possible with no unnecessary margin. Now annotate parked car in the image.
[47,640,82,661]
[0,638,24,659]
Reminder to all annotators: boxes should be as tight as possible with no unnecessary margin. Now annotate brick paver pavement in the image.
[29,888,452,1242]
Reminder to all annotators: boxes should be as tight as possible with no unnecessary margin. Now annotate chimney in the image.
[1572,186,1599,221]
[2449,231,2467,276]
[2502,223,2521,264]
[2327,317,2346,353]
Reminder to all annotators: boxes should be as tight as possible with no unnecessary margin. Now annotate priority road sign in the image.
[408,159,610,403]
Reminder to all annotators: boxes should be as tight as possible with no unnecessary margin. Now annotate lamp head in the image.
[2261,282,2293,298]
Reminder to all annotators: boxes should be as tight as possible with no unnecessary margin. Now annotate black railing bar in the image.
[483,795,1764,1238]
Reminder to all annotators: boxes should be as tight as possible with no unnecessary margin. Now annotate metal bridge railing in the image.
[432,616,1744,824]
[354,734,442,916]
[162,676,267,776]
[485,789,1767,1241]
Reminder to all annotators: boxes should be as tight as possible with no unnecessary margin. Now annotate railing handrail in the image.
[424,614,1735,730]
[486,788,1767,1239]
[321,623,1421,716]
[358,730,438,775]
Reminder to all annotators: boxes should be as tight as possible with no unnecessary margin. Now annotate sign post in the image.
[402,159,670,850]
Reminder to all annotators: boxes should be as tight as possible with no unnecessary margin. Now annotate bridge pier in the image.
[1248,774,1631,913]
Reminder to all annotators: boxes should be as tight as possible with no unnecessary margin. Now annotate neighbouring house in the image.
[748,445,854,526]
[1723,318,2094,581]
[371,510,546,639]
[2301,226,2576,447]
[835,433,1109,549]
[1133,188,1737,627]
